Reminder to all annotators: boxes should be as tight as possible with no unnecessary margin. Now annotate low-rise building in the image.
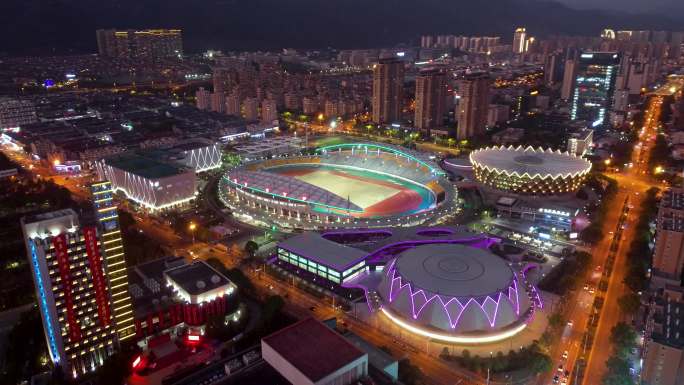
[95,153,197,212]
[262,318,368,385]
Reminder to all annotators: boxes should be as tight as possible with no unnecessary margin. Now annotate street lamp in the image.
[189,222,197,244]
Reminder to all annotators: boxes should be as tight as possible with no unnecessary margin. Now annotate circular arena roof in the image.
[393,244,514,298]
[377,243,534,337]
[469,145,591,178]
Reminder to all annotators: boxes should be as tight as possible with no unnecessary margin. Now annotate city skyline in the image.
[1,4,684,385]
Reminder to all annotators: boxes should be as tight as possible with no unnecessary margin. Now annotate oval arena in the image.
[218,143,457,229]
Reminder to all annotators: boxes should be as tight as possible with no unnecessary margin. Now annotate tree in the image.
[528,352,553,374]
[618,293,641,315]
[602,355,634,385]
[610,322,637,357]
[95,348,136,385]
[244,240,259,257]
[398,358,424,385]
[548,312,564,331]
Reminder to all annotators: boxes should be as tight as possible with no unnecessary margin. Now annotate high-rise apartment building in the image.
[414,69,446,136]
[570,52,620,128]
[22,209,119,377]
[372,58,404,124]
[561,58,577,100]
[543,52,564,86]
[226,93,241,116]
[96,29,183,60]
[261,99,278,122]
[195,87,211,110]
[513,28,527,54]
[90,181,135,341]
[642,296,684,385]
[652,188,684,288]
[457,72,491,139]
[243,97,259,121]
[211,92,226,114]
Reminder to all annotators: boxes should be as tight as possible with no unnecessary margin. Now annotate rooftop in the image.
[278,232,368,271]
[105,153,186,179]
[262,318,366,382]
[164,261,231,296]
[470,145,592,177]
[393,243,514,297]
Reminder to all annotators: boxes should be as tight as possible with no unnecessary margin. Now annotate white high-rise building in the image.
[195,87,211,110]
[513,28,527,54]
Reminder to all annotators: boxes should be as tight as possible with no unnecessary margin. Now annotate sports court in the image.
[269,165,434,217]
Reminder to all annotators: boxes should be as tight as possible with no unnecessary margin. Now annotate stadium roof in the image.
[262,318,366,383]
[469,145,591,178]
[225,169,363,212]
[317,142,445,176]
[106,153,185,179]
[393,243,514,298]
[278,232,368,271]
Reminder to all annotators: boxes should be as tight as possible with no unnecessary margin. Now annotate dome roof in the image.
[378,243,533,334]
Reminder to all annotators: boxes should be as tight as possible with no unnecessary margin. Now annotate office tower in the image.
[22,209,119,377]
[652,188,684,288]
[90,181,135,341]
[95,29,182,60]
[570,52,620,128]
[457,72,491,139]
[561,59,577,100]
[195,87,211,110]
[513,28,527,54]
[372,58,405,124]
[226,93,241,116]
[261,99,278,122]
[211,92,226,114]
[0,97,37,129]
[243,97,258,121]
[414,69,446,136]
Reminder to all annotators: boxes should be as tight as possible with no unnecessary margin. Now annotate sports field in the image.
[268,164,435,217]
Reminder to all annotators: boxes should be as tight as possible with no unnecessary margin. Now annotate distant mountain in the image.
[0,0,680,55]
[541,0,684,18]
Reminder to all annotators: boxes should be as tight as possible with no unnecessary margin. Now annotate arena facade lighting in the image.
[469,145,591,195]
[380,308,528,344]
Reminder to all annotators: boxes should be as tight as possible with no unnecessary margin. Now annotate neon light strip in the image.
[30,241,60,363]
[380,307,528,344]
[317,143,446,176]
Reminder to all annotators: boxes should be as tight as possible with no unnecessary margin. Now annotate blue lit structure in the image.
[29,240,60,363]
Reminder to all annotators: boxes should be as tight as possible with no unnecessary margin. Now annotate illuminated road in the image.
[580,91,666,385]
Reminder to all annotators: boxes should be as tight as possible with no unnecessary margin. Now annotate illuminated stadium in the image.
[469,145,592,195]
[218,143,456,229]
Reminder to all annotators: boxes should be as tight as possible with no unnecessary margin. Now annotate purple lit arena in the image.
[377,243,537,339]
